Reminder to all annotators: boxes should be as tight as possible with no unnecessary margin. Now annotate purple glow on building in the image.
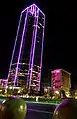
[51,69,61,91]
[51,69,71,93]
[8,4,45,93]
[56,70,60,73]
[22,4,45,17]
[14,10,28,86]
[28,6,39,89]
[39,16,45,90]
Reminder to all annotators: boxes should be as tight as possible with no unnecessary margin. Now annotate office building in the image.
[51,69,71,93]
[8,4,45,93]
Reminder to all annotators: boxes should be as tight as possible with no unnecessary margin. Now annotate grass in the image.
[0,96,62,105]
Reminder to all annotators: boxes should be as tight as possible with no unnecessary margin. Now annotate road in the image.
[26,102,57,119]
[0,100,57,119]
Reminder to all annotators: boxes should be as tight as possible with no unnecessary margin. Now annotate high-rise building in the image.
[8,4,45,93]
[51,69,71,93]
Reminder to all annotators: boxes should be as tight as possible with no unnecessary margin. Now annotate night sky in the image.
[0,0,77,88]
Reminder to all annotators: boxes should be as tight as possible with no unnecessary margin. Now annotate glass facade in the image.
[8,4,45,93]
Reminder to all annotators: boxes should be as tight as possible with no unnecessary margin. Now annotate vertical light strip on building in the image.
[29,5,39,89]
[39,15,45,90]
[27,5,34,87]
[14,10,28,86]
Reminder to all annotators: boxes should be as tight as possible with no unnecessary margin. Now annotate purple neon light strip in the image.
[33,4,45,16]
[26,8,36,86]
[39,15,45,90]
[14,10,28,86]
[27,5,36,85]
[33,4,45,17]
[7,13,22,80]
[29,9,39,89]
[21,4,32,14]
[21,4,33,14]
[28,14,38,82]
[22,4,45,17]
[27,5,36,87]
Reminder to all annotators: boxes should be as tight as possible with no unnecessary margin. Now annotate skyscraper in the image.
[8,4,45,93]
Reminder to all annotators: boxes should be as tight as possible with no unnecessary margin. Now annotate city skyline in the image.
[0,1,77,89]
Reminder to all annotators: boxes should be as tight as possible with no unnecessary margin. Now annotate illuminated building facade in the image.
[8,4,45,93]
[51,69,71,93]
[0,79,7,89]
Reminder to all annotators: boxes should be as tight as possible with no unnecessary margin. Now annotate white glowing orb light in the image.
[55,91,59,94]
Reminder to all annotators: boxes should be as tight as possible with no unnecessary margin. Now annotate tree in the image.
[49,89,54,97]
[60,90,67,98]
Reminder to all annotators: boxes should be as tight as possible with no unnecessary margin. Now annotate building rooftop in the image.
[51,69,71,75]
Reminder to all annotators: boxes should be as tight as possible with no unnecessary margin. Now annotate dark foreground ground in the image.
[0,100,57,119]
[26,102,57,119]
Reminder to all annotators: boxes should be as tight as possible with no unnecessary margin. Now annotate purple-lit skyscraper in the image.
[8,4,45,93]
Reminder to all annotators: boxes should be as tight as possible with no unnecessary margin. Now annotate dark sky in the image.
[0,0,77,87]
